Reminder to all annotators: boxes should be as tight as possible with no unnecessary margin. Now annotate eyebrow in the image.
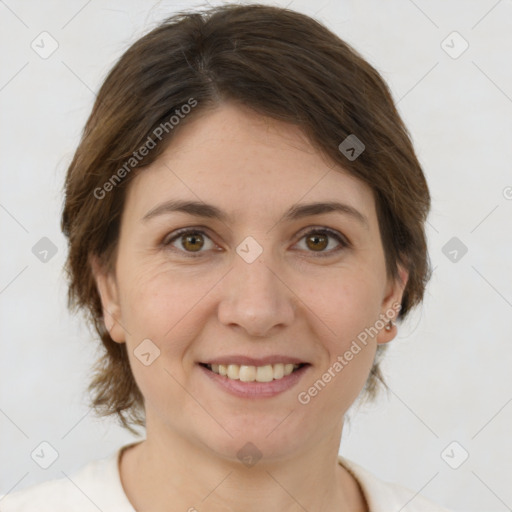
[141,199,369,229]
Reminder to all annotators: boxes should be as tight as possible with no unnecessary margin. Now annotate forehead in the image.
[124,102,377,228]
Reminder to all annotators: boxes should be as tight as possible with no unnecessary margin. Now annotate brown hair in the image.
[61,3,432,434]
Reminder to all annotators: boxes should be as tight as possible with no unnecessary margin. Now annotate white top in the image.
[0,443,451,511]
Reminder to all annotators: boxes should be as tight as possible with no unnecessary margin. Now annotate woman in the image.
[0,3,451,511]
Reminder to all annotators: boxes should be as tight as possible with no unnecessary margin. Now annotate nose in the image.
[217,250,296,338]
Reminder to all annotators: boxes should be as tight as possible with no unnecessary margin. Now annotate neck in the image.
[119,421,367,512]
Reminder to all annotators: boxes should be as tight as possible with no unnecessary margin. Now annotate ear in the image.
[89,255,126,344]
[376,263,409,345]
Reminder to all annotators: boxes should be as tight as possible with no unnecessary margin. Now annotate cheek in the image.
[313,268,384,344]
[118,261,221,348]
[116,263,213,410]
[300,269,382,400]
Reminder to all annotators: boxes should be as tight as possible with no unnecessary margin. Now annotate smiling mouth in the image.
[200,362,308,383]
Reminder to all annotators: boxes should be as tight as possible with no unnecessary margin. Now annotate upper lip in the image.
[200,355,308,366]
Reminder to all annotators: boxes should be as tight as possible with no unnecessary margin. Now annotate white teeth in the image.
[227,364,240,379]
[206,362,301,382]
[239,365,256,382]
[273,363,284,379]
[256,365,274,382]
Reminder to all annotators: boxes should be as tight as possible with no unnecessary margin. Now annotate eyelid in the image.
[295,226,350,245]
[292,226,350,256]
[161,226,218,256]
[162,225,350,256]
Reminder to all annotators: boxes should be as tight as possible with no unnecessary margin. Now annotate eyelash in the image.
[162,226,350,258]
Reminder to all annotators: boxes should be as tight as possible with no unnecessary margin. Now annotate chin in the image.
[199,417,306,465]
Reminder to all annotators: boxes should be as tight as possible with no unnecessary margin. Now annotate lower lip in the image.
[198,364,310,398]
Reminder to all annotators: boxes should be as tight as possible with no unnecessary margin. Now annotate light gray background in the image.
[1,1,511,511]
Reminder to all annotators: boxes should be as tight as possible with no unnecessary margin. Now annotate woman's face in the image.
[94,101,407,462]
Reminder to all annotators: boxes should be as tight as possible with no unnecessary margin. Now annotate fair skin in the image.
[92,101,408,512]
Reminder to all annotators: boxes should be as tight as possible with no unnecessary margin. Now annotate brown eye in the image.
[181,232,205,252]
[296,228,348,256]
[305,232,328,251]
[163,229,215,256]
